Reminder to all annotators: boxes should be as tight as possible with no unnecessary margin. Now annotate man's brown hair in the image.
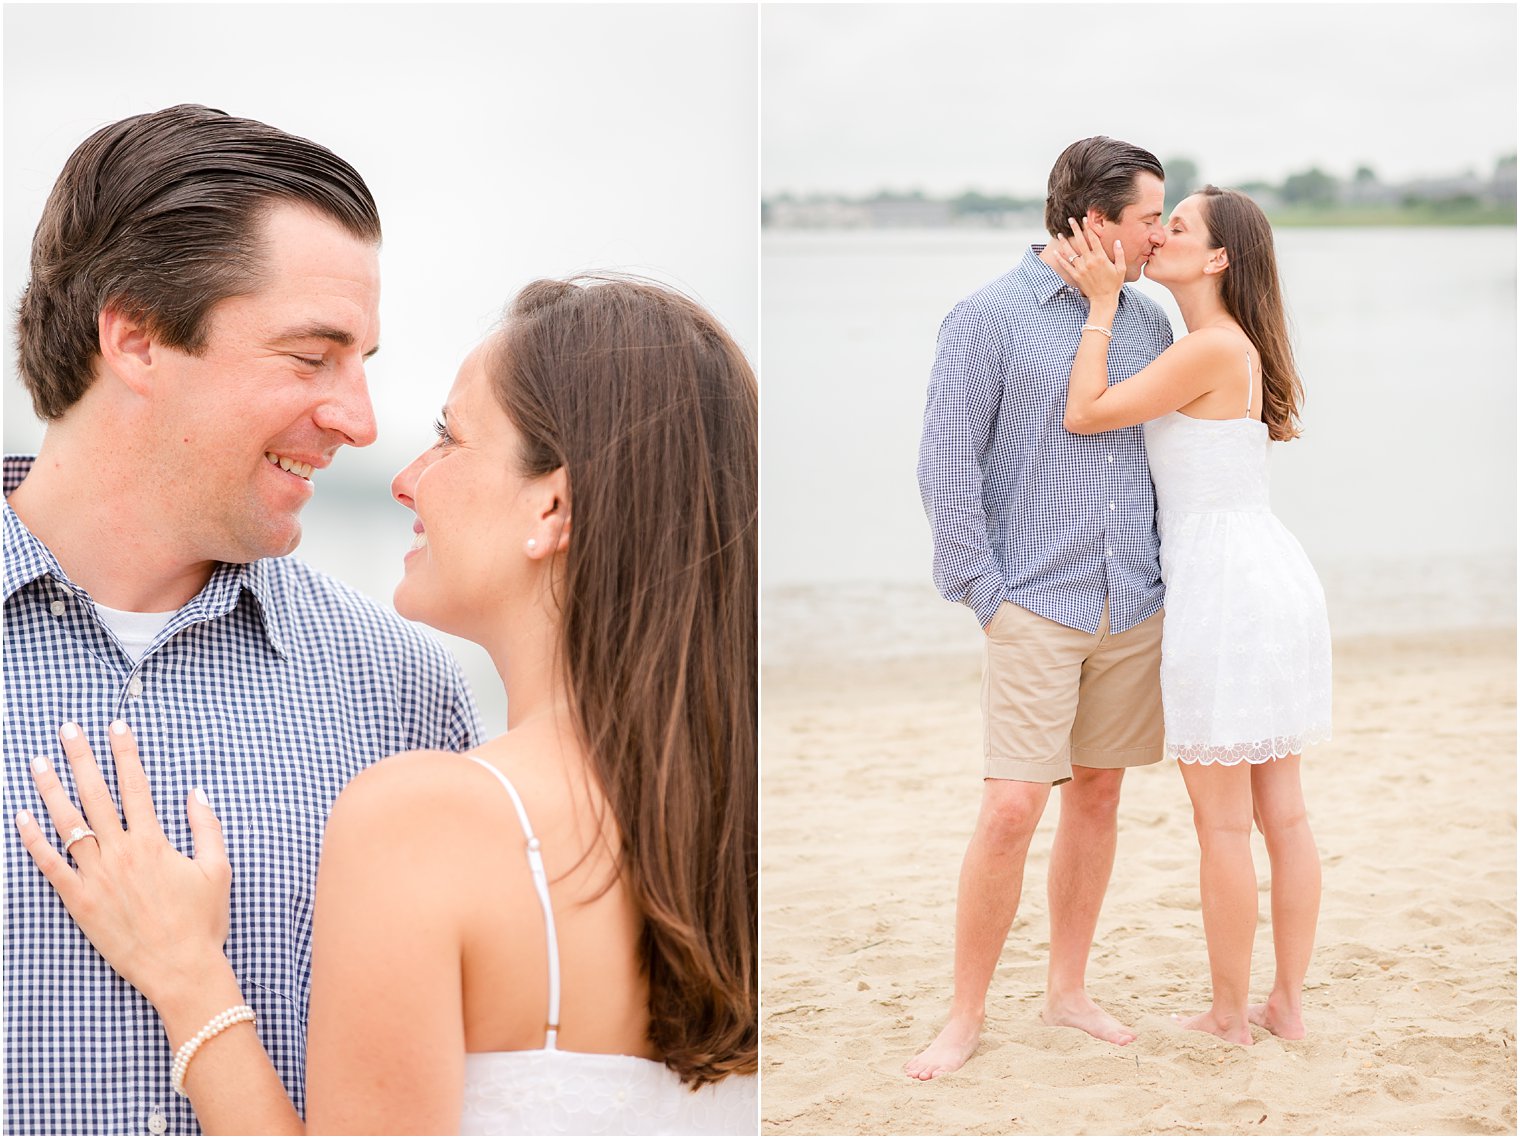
[1044,136,1165,237]
[15,103,381,420]
[489,277,757,1087]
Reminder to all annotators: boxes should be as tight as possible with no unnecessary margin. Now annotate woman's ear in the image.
[525,466,571,558]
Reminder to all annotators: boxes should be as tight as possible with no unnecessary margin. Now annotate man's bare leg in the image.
[1247,755,1318,1040]
[1042,766,1135,1044]
[904,778,1051,1080]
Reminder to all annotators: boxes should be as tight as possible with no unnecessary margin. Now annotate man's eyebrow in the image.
[273,323,380,358]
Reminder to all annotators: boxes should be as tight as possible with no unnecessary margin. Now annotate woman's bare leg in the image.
[1248,754,1319,1039]
[1176,759,1256,1044]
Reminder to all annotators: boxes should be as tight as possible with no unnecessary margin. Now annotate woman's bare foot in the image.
[1041,993,1136,1045]
[1173,1009,1254,1045]
[1248,997,1306,1040]
[904,1013,983,1080]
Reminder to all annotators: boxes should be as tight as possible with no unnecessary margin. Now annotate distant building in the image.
[767,199,873,228]
[864,198,951,227]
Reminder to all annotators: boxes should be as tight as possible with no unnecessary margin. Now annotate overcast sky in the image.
[762,2,1517,197]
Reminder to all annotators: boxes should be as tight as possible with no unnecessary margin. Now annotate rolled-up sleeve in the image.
[917,299,1007,627]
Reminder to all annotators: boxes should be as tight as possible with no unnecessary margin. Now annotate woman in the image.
[16,277,758,1132]
[1056,187,1330,1046]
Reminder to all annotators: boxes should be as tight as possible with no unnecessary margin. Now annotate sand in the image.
[760,627,1517,1135]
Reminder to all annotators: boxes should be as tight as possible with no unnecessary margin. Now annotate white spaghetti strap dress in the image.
[1142,353,1332,765]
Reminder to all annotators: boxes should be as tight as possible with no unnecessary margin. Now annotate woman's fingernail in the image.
[31,756,50,775]
[16,810,32,827]
[194,788,210,807]
[59,723,79,740]
[110,720,129,736]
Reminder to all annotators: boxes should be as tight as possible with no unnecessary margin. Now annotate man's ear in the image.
[1084,205,1108,233]
[97,304,158,397]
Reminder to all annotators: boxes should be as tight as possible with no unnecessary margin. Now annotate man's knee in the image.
[1063,767,1124,820]
[978,779,1049,847]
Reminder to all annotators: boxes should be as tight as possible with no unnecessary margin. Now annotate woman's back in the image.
[457,724,652,1061]
[456,743,756,1134]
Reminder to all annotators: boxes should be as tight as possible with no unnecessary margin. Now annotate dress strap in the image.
[1244,351,1254,419]
[466,756,561,1050]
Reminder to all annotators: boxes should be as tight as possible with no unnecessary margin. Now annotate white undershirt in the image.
[93,603,177,665]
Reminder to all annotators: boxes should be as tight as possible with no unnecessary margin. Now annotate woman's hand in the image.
[15,721,233,1012]
[1055,216,1126,307]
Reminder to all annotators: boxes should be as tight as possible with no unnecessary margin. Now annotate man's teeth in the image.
[410,531,427,550]
[265,452,313,480]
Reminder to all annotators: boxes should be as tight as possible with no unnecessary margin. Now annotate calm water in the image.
[761,227,1516,664]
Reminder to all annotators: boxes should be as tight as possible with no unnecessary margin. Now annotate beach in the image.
[760,625,1517,1135]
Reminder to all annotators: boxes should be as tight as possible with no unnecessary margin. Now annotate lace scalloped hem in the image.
[1167,727,1332,766]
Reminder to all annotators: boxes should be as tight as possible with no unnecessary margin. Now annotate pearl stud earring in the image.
[525,538,539,554]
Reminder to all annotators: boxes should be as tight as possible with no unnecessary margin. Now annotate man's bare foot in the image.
[904,1013,983,1080]
[1248,998,1306,1040]
[1173,1009,1253,1045]
[1041,993,1136,1045]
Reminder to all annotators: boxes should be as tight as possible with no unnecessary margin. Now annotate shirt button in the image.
[1107,454,1114,463]
[127,676,144,699]
[148,1107,168,1135]
[50,600,66,616]
[1107,548,1114,557]
[1109,502,1116,511]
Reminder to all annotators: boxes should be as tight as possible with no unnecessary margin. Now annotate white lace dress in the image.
[457,757,758,1135]
[1143,364,1332,765]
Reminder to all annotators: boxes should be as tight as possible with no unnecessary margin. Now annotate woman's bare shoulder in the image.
[1177,323,1255,359]
[320,748,523,863]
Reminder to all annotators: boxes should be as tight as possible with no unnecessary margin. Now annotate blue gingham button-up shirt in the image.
[917,246,1174,634]
[3,454,481,1136]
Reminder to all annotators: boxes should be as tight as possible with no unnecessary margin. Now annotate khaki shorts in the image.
[981,600,1164,785]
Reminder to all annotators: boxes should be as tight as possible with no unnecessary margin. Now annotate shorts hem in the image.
[1070,743,1163,770]
[984,755,1072,785]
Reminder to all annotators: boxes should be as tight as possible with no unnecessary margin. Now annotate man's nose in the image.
[317,365,379,448]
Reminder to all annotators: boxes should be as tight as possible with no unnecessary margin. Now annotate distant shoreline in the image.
[763,208,1517,231]
[763,198,1516,231]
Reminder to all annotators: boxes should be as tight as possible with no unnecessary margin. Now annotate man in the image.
[3,105,480,1134]
[908,137,1173,1080]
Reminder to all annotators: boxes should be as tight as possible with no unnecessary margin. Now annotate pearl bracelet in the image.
[171,1004,256,1097]
[1080,323,1113,339]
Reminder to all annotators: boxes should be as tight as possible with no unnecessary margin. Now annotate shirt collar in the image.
[4,453,288,657]
[1020,244,1130,309]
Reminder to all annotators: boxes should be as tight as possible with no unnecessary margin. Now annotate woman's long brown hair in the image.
[489,277,757,1086]
[1196,185,1306,441]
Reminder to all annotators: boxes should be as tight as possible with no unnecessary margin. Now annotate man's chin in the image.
[238,519,303,563]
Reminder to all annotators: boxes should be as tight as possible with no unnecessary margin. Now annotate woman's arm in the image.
[1055,221,1231,434]
[16,723,304,1134]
